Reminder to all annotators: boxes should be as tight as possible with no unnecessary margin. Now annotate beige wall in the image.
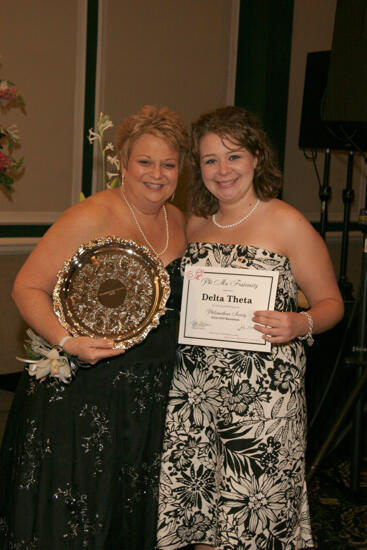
[0,254,28,373]
[100,0,234,125]
[0,1,83,219]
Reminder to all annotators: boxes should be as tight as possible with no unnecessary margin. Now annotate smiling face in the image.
[122,133,179,207]
[199,132,258,207]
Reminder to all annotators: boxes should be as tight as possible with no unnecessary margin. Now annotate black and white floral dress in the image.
[157,243,313,550]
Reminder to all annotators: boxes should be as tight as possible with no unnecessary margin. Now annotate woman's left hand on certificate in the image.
[252,310,308,344]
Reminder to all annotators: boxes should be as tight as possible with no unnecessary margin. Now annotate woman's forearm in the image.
[307,297,344,335]
[12,285,69,346]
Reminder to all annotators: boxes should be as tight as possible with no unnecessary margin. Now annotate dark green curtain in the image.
[81,0,99,199]
[235,0,294,172]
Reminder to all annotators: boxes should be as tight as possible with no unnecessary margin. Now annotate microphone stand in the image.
[319,148,332,240]
[307,204,367,491]
[339,150,355,301]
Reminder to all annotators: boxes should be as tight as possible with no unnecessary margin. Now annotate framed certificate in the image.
[178,265,279,352]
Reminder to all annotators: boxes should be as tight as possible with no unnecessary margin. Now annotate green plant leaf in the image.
[0,172,15,192]
[109,177,120,189]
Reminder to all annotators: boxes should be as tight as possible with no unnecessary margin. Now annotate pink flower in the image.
[0,151,11,171]
[0,87,16,100]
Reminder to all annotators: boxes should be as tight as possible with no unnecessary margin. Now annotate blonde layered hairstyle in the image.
[116,105,188,172]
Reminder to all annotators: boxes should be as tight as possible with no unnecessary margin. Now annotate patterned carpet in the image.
[308,457,367,549]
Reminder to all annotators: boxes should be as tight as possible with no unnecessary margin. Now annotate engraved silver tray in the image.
[53,237,170,350]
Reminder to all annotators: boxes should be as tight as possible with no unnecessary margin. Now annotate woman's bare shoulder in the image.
[56,189,113,229]
[265,199,314,231]
[32,190,114,258]
[265,199,326,259]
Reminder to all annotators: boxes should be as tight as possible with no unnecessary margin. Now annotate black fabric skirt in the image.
[0,315,177,550]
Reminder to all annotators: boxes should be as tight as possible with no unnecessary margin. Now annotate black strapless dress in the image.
[0,258,182,550]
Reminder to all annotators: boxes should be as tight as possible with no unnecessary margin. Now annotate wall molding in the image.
[0,212,61,225]
[0,237,40,255]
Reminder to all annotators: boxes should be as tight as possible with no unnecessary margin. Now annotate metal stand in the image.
[307,208,367,488]
[319,149,332,239]
[339,150,355,300]
[350,214,367,490]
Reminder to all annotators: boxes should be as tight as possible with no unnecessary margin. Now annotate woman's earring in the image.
[121,172,125,186]
[170,191,175,202]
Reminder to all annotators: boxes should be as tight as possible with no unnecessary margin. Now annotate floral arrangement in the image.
[0,78,24,105]
[0,71,25,194]
[17,329,85,384]
[85,112,120,198]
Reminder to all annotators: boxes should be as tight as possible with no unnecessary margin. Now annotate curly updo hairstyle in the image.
[190,105,282,217]
[116,105,188,172]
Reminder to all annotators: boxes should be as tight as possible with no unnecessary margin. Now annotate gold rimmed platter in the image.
[53,237,170,351]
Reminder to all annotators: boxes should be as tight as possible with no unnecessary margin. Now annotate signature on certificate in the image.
[191,319,210,330]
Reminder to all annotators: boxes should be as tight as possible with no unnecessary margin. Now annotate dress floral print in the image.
[157,243,313,550]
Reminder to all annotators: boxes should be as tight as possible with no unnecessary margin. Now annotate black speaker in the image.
[323,0,367,124]
[299,51,343,150]
[299,49,367,151]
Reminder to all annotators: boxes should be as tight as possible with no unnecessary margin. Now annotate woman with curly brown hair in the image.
[1,105,188,549]
[157,106,343,549]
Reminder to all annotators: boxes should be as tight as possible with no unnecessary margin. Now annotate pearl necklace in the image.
[121,185,169,257]
[212,199,260,229]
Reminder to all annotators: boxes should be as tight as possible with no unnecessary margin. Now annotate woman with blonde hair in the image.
[0,105,188,549]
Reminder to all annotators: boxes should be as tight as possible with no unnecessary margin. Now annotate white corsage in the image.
[17,329,77,384]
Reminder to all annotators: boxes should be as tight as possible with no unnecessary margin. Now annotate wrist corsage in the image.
[16,329,82,384]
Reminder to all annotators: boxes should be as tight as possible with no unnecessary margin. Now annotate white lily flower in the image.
[6,124,19,139]
[106,155,120,169]
[28,361,52,380]
[88,128,100,144]
[106,171,119,180]
[87,113,116,191]
[98,117,113,133]
[49,359,72,384]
